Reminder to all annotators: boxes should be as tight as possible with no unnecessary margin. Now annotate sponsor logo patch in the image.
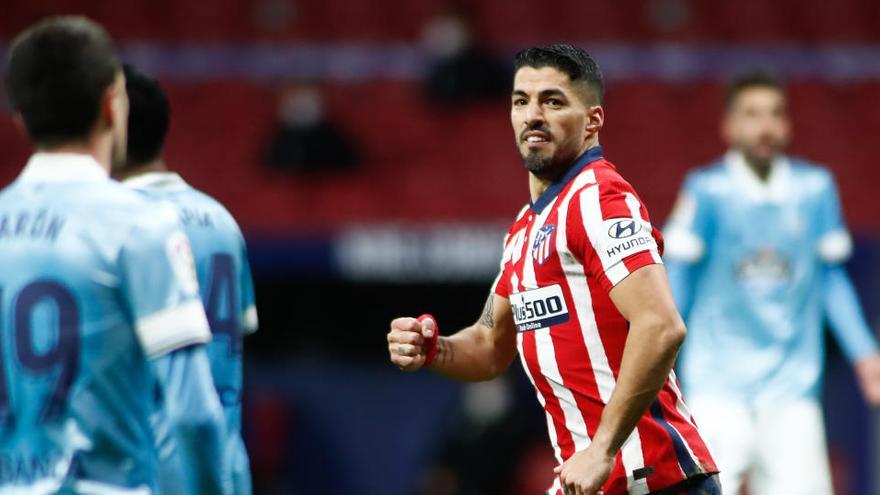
[602,218,657,262]
[605,235,655,259]
[607,219,642,239]
[166,231,200,296]
[510,284,570,332]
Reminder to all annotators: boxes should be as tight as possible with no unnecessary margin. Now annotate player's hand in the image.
[855,354,880,406]
[553,445,614,495]
[388,316,436,372]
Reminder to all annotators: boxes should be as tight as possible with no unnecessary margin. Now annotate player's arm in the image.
[151,346,230,494]
[239,236,259,336]
[662,174,712,318]
[387,292,518,381]
[823,265,880,405]
[122,207,231,494]
[556,264,685,492]
[814,170,880,405]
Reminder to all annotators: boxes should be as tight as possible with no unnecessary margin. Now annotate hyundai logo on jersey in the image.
[531,224,556,265]
[608,219,641,239]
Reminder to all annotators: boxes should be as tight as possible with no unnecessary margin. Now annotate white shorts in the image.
[688,397,833,495]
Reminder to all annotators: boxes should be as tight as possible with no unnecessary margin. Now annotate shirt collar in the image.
[530,146,603,214]
[122,171,188,191]
[18,152,109,182]
[724,149,790,203]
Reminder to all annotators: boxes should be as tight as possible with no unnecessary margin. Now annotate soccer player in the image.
[664,72,880,495]
[116,64,259,495]
[387,44,720,495]
[0,16,227,493]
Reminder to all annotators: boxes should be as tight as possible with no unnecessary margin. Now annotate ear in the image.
[100,74,127,130]
[585,105,605,136]
[99,84,117,130]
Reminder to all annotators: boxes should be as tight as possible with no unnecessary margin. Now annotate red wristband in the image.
[418,314,440,366]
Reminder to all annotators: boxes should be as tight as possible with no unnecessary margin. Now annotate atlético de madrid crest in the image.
[532,224,556,265]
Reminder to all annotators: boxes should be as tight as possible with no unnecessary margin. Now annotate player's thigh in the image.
[687,396,754,493]
[751,401,832,495]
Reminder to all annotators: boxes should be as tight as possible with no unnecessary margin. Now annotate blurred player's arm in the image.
[817,171,880,405]
[662,174,713,318]
[150,345,230,495]
[825,266,878,361]
[387,292,517,381]
[824,265,880,404]
[238,230,259,336]
[556,264,685,491]
[123,208,231,495]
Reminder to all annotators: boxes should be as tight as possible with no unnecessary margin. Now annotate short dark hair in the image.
[514,44,605,105]
[725,71,785,110]
[123,64,170,166]
[5,16,120,147]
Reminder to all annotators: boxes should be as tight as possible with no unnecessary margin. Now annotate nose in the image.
[524,101,545,126]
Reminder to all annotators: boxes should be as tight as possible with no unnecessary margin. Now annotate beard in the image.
[740,135,785,171]
[520,146,577,180]
[522,149,551,174]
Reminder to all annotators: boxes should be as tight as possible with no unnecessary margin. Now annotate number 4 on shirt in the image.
[205,253,242,355]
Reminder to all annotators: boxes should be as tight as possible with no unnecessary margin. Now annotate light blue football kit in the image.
[0,153,225,494]
[665,151,877,404]
[664,150,878,494]
[125,172,258,495]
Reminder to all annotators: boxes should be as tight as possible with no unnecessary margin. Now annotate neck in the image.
[113,160,168,181]
[528,136,598,203]
[38,136,112,172]
[742,152,773,182]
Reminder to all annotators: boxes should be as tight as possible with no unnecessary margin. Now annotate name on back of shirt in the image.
[179,207,214,229]
[0,209,65,243]
[510,284,570,332]
[0,452,61,485]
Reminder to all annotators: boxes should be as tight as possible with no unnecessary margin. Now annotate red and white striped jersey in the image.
[493,147,718,495]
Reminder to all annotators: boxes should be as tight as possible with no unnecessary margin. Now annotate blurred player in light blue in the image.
[0,16,229,494]
[664,71,880,495]
[115,65,259,495]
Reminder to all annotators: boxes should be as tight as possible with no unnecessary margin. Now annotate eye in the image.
[546,98,563,107]
[513,98,527,106]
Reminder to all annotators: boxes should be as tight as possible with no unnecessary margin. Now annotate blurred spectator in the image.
[265,83,361,174]
[421,8,509,105]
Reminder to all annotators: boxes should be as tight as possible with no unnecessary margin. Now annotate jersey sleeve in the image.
[569,180,663,294]
[119,204,211,358]
[662,171,713,316]
[492,232,513,298]
[239,236,258,335]
[816,171,853,264]
[152,346,231,494]
[663,172,713,264]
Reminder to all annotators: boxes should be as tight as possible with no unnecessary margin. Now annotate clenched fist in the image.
[387,315,438,371]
